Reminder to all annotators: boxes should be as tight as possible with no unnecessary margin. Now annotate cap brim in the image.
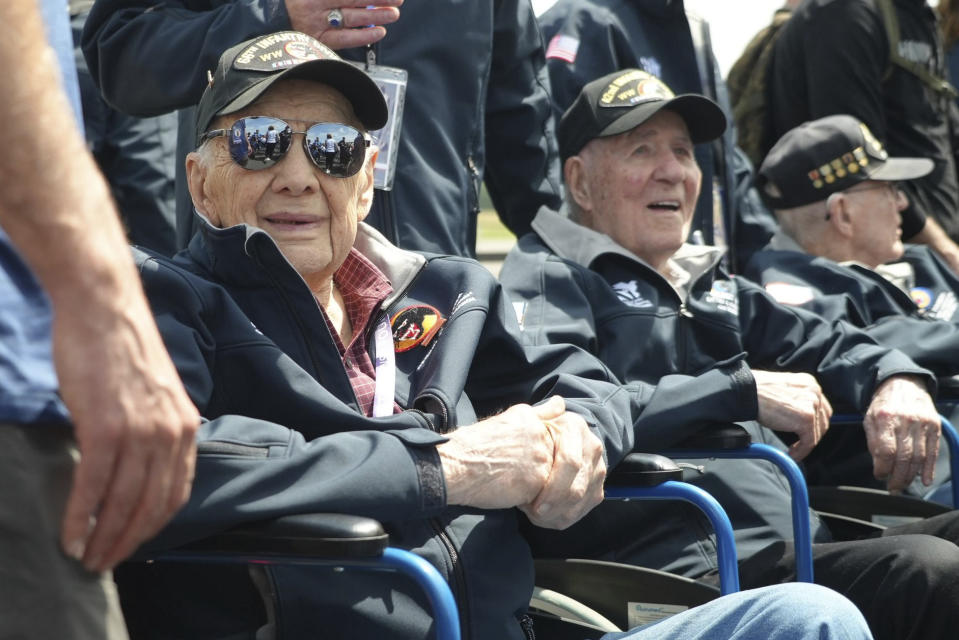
[216,59,388,131]
[598,94,727,144]
[866,156,934,182]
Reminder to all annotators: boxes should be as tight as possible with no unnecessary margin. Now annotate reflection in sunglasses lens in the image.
[304,123,366,178]
[225,116,365,177]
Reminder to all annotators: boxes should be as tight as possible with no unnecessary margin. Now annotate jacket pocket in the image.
[197,440,269,457]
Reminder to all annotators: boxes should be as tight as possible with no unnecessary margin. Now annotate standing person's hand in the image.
[285,0,403,49]
[0,0,200,576]
[55,278,199,572]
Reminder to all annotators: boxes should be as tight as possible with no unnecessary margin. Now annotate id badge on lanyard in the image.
[371,315,396,417]
[349,48,407,192]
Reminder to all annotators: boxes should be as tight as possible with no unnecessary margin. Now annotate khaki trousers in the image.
[0,423,128,640]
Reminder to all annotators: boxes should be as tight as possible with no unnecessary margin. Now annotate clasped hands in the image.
[438,396,606,530]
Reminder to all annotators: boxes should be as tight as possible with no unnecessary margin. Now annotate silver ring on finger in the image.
[327,8,344,28]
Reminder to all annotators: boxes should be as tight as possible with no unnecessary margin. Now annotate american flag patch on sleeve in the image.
[545,34,580,63]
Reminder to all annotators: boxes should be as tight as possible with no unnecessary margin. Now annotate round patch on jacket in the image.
[910,287,933,311]
[390,305,446,352]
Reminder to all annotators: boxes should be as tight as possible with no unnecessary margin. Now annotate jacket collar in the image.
[186,211,426,307]
[530,206,725,287]
[764,227,917,293]
[765,228,806,253]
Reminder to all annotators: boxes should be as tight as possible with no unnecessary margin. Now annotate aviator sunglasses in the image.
[200,116,371,178]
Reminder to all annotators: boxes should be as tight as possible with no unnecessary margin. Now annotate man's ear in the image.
[564,156,593,212]
[185,150,216,223]
[825,192,855,237]
[355,146,378,223]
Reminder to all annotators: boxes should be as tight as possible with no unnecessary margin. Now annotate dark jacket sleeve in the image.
[81,0,292,115]
[482,0,563,238]
[135,251,448,550]
[499,237,761,451]
[539,2,626,119]
[862,316,959,379]
[733,274,935,411]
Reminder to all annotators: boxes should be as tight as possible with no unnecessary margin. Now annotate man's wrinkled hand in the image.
[519,403,606,530]
[863,375,940,492]
[55,298,199,572]
[285,0,402,50]
[754,370,832,460]
[439,396,605,530]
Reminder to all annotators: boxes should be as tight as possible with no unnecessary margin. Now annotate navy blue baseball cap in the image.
[758,114,934,209]
[195,31,387,144]
[558,69,727,160]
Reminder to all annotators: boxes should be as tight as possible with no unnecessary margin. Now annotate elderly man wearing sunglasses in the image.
[118,29,875,640]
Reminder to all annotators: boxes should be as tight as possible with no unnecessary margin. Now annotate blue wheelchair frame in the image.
[662,426,815,583]
[147,452,744,639]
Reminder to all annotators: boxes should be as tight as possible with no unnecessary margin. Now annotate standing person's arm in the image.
[81,0,401,117]
[483,0,563,239]
[0,0,199,571]
[909,218,959,274]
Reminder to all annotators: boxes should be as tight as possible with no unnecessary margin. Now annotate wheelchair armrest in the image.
[671,423,752,450]
[178,513,389,559]
[606,453,683,487]
[937,375,959,400]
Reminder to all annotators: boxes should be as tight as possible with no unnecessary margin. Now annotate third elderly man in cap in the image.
[499,68,959,640]
[743,114,959,499]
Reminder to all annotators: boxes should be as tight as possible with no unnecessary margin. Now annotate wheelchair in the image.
[118,452,743,639]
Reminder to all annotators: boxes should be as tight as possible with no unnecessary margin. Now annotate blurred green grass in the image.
[477,185,516,245]
[478,209,515,243]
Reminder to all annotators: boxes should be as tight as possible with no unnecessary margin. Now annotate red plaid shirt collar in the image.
[320,248,394,416]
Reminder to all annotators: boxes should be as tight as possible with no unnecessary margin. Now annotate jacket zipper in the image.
[678,301,693,373]
[430,517,470,639]
[519,614,536,640]
[467,156,481,219]
[433,446,468,637]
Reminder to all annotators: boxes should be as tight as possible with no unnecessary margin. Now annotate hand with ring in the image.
[284,0,404,49]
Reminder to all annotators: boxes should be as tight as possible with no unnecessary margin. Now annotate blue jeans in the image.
[607,583,871,640]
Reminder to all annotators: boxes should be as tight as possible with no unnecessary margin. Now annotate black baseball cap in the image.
[194,31,388,145]
[557,69,727,161]
[757,114,933,209]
